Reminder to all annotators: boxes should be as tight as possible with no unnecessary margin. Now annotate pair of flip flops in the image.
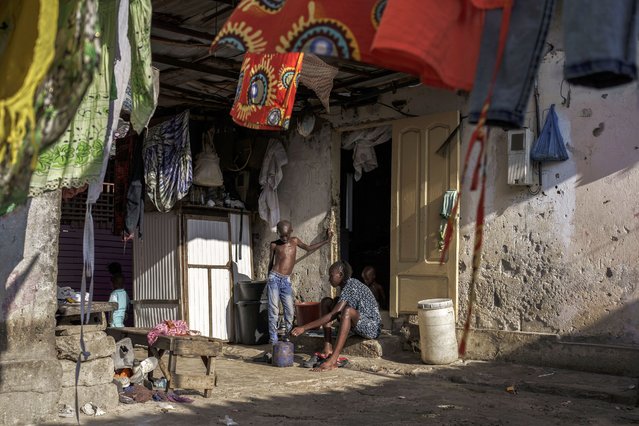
[303,352,349,369]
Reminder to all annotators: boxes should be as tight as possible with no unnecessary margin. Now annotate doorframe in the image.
[336,114,461,317]
[389,112,461,317]
[181,212,234,340]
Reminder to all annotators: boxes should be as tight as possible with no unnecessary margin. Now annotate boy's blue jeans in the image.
[267,271,294,344]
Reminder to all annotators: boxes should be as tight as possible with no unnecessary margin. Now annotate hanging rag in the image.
[128,0,157,133]
[341,126,392,181]
[114,132,135,237]
[438,190,457,250]
[299,54,339,112]
[231,53,304,131]
[530,104,569,162]
[124,130,146,240]
[258,139,288,227]
[0,0,59,212]
[370,0,508,91]
[144,110,193,212]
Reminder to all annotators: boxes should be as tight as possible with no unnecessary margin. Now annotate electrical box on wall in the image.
[507,128,534,186]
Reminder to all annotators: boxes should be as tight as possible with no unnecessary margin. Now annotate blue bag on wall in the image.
[531,104,569,162]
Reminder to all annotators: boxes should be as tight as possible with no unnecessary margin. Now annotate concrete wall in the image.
[253,122,338,302]
[456,15,639,348]
[0,191,63,424]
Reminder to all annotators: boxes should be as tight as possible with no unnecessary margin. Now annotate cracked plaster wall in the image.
[457,23,639,345]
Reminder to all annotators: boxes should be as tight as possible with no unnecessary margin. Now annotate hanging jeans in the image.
[267,271,294,344]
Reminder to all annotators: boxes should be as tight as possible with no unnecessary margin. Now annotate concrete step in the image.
[291,331,402,358]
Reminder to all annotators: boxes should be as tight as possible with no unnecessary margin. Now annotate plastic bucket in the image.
[272,341,294,367]
[417,298,458,364]
[295,302,321,327]
[236,280,267,302]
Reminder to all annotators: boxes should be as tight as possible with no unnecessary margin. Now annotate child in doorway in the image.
[109,273,130,328]
[267,220,333,345]
[361,265,386,309]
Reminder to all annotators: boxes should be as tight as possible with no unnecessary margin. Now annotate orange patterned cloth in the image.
[231,52,304,130]
[210,0,386,64]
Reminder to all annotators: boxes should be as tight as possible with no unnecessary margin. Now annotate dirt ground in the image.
[47,344,639,425]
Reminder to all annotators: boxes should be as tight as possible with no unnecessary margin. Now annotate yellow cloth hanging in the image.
[0,0,58,167]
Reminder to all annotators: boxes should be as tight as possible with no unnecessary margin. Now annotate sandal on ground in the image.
[253,352,272,364]
[336,357,350,368]
[303,352,329,368]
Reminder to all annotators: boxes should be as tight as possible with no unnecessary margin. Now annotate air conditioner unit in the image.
[507,128,534,186]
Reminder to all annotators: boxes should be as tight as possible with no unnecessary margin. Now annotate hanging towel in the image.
[370,0,507,91]
[124,130,146,240]
[144,110,192,212]
[342,126,392,181]
[439,190,457,250]
[29,0,120,196]
[128,0,156,133]
[231,53,304,131]
[530,104,569,162]
[0,0,59,212]
[258,139,288,227]
[114,132,135,237]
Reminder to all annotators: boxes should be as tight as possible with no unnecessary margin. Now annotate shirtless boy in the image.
[268,220,332,344]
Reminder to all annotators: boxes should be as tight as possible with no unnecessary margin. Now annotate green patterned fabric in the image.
[1,0,99,213]
[128,0,155,133]
[29,0,117,196]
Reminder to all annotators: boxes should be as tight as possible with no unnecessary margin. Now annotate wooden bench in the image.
[107,327,223,397]
[56,301,117,335]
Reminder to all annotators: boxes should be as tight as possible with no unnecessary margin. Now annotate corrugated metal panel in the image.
[186,219,230,266]
[230,213,253,279]
[58,225,133,302]
[210,268,232,340]
[187,267,210,336]
[134,304,179,327]
[133,212,180,327]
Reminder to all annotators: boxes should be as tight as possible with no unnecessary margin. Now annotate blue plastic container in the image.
[272,341,294,367]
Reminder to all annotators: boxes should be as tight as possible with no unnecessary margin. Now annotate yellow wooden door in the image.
[390,111,460,317]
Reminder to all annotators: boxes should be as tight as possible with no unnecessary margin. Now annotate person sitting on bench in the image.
[290,260,381,371]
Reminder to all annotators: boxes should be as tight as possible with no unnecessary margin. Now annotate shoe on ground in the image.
[303,354,320,368]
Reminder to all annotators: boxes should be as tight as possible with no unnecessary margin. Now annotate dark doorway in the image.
[339,139,391,310]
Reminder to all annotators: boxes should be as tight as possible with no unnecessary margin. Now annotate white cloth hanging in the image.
[342,126,392,181]
[83,0,131,324]
[258,139,288,227]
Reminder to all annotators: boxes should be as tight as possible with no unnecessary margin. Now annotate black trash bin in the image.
[236,280,268,302]
[235,300,269,345]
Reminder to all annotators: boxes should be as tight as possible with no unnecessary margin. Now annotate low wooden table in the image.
[107,327,223,397]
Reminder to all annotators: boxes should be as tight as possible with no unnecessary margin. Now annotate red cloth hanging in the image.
[211,0,386,64]
[231,52,304,130]
[370,0,507,91]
